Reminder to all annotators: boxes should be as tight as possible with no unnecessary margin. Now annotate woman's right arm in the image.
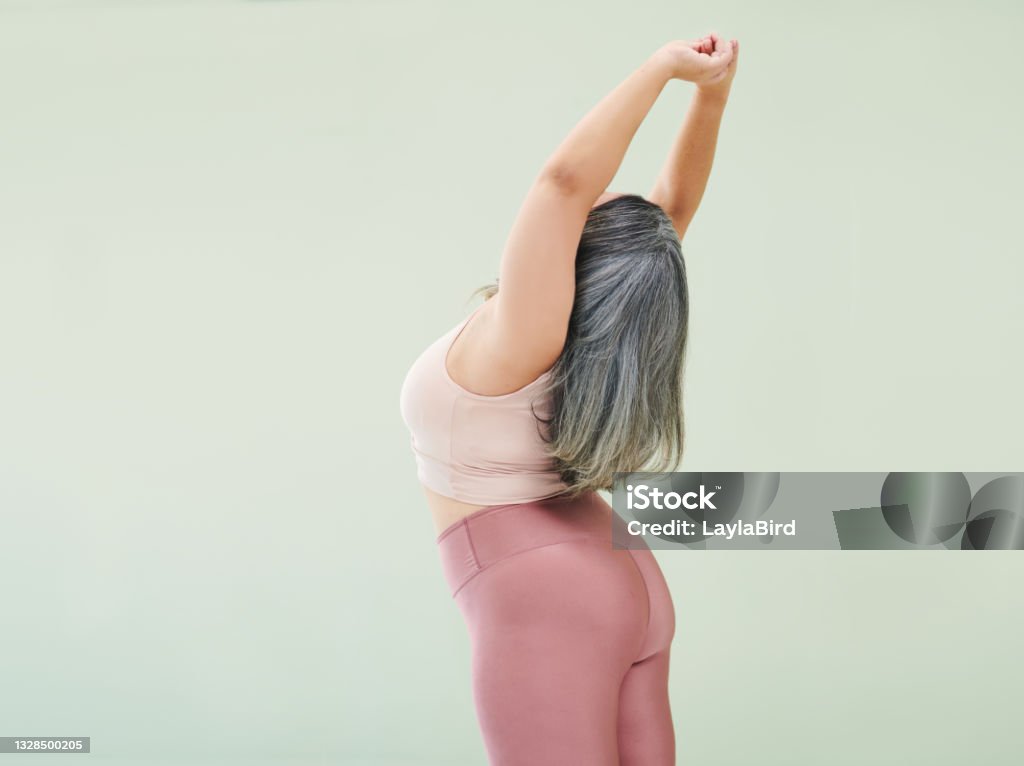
[649,35,739,239]
[484,41,734,386]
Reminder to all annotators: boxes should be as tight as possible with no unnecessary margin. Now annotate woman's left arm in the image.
[649,35,739,239]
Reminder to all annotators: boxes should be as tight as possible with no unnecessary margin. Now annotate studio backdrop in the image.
[0,1,1021,764]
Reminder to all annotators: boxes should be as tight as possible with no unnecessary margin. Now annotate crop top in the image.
[399,309,570,506]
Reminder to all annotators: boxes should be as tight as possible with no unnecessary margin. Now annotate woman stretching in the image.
[400,33,739,765]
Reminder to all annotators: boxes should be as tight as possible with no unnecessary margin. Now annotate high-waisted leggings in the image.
[436,490,676,765]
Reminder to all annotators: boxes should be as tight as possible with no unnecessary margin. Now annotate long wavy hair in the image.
[475,194,689,496]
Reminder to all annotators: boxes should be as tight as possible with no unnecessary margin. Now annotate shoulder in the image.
[448,298,562,397]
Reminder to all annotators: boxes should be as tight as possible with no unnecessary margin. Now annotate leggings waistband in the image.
[436,491,626,597]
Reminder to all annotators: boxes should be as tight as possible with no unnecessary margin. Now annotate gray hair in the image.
[476,194,689,495]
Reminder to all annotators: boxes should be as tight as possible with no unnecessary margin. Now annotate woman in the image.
[400,33,739,765]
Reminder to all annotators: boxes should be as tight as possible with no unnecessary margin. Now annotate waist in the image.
[423,484,494,536]
[435,490,619,596]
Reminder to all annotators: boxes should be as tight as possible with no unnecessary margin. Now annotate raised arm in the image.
[477,40,734,390]
[649,34,739,239]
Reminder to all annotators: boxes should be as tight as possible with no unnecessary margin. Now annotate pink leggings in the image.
[437,490,676,765]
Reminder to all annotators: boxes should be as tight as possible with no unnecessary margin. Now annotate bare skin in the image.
[427,34,740,535]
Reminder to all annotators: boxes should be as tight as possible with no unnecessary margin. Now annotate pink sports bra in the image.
[399,309,569,506]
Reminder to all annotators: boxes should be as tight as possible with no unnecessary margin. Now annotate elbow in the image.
[538,162,583,197]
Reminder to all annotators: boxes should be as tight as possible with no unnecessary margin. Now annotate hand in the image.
[656,33,736,87]
[695,34,739,99]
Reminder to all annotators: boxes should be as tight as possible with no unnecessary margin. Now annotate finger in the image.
[710,40,734,66]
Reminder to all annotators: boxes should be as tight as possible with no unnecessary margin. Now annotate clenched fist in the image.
[657,33,739,87]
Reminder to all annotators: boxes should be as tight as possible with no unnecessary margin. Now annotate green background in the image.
[1,0,1022,764]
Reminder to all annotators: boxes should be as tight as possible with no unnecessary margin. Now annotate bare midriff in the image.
[422,484,495,537]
